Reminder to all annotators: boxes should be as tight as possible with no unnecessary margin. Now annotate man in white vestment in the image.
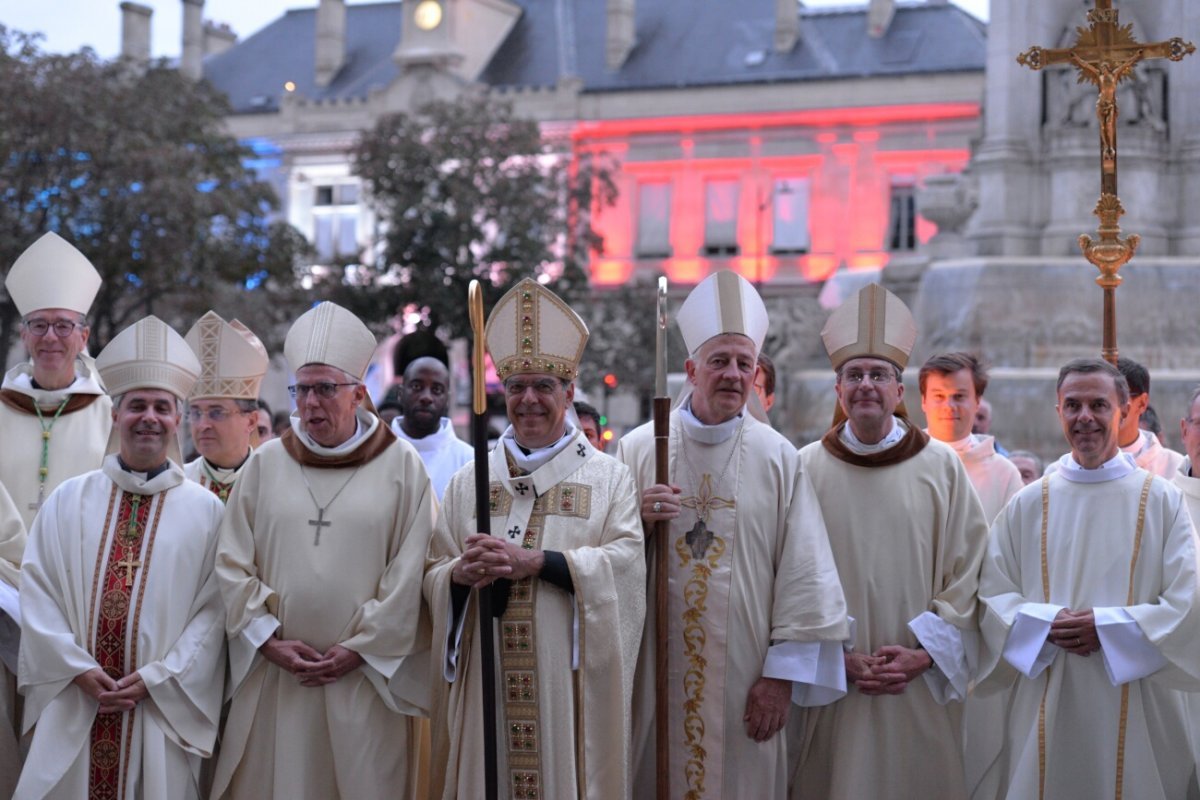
[182,312,270,504]
[391,356,472,502]
[620,270,849,799]
[0,233,112,797]
[790,284,990,799]
[212,302,435,800]
[425,278,644,800]
[919,352,1023,796]
[978,358,1200,799]
[16,316,225,800]
[0,233,111,530]
[920,352,1023,523]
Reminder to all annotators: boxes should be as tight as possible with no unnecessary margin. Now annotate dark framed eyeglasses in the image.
[288,382,358,399]
[22,319,85,337]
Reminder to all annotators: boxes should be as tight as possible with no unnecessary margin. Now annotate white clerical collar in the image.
[392,416,457,453]
[2,356,105,404]
[290,407,378,457]
[102,453,185,495]
[501,423,577,474]
[842,416,907,455]
[1054,452,1138,483]
[679,401,744,444]
[201,449,250,483]
[1121,429,1157,460]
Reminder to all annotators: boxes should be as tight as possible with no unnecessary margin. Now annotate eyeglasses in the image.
[288,382,358,399]
[840,369,896,386]
[22,319,85,337]
[504,379,562,397]
[188,407,248,423]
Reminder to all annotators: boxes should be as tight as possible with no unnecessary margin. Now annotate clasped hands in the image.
[260,637,363,687]
[1047,608,1100,656]
[845,645,932,695]
[452,534,544,589]
[74,667,147,715]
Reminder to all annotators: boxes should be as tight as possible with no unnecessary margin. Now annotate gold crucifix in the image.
[115,553,142,588]
[1017,0,1194,364]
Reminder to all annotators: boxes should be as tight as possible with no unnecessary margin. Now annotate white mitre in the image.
[676,270,769,357]
[5,231,103,316]
[184,311,269,400]
[96,316,200,461]
[820,282,916,372]
[284,301,377,378]
[485,277,588,381]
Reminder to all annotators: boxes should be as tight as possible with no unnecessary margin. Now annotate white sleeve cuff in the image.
[361,653,429,717]
[1094,606,1168,685]
[763,640,847,707]
[842,616,858,652]
[1003,603,1063,678]
[228,613,279,697]
[908,611,976,704]
[444,590,470,682]
[571,595,580,671]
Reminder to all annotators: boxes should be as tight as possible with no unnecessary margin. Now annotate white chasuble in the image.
[17,456,225,800]
[978,466,1200,800]
[425,432,645,800]
[0,360,112,530]
[619,412,847,800]
[791,431,988,800]
[212,426,435,800]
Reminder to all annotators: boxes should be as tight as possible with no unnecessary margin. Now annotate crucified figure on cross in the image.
[1016,0,1194,364]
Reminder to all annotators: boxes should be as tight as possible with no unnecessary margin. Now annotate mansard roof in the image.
[204,1,987,115]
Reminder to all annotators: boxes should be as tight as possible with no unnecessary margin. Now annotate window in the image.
[888,183,917,251]
[636,182,672,258]
[771,177,810,254]
[704,179,740,256]
[312,182,361,261]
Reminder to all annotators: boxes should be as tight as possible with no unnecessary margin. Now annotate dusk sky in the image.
[2,1,990,60]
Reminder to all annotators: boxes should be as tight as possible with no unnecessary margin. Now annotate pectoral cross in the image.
[308,507,332,545]
[1017,0,1194,364]
[116,553,142,588]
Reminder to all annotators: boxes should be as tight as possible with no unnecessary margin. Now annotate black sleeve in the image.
[539,550,575,594]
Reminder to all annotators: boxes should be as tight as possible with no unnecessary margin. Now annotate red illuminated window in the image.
[636,182,672,258]
[704,179,740,256]
[771,177,810,255]
[887,183,917,251]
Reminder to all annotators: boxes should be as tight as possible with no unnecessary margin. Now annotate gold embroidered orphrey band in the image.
[1036,472,1153,800]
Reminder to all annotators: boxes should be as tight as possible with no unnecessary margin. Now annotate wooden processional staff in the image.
[1017,0,1193,364]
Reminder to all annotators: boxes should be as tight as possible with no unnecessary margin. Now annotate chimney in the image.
[775,0,798,53]
[867,0,895,39]
[180,0,205,80]
[606,0,634,71]
[315,0,347,87]
[120,2,153,63]
[203,21,237,57]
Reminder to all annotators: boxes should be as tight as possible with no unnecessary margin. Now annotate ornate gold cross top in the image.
[1017,1,1194,363]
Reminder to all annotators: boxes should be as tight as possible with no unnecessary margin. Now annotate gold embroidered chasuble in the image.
[790,436,988,800]
[16,455,225,799]
[977,468,1200,800]
[211,432,436,800]
[0,359,112,531]
[618,412,847,800]
[425,432,645,800]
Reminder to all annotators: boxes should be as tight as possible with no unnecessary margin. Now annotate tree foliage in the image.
[0,27,312,361]
[346,94,616,341]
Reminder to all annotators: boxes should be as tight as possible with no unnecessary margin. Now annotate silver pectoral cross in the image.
[308,507,332,545]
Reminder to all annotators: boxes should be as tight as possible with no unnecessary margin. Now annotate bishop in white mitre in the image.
[978,358,1200,800]
[791,285,990,799]
[16,316,226,800]
[182,311,270,503]
[621,271,849,799]
[0,234,112,797]
[425,279,645,800]
[211,302,435,800]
